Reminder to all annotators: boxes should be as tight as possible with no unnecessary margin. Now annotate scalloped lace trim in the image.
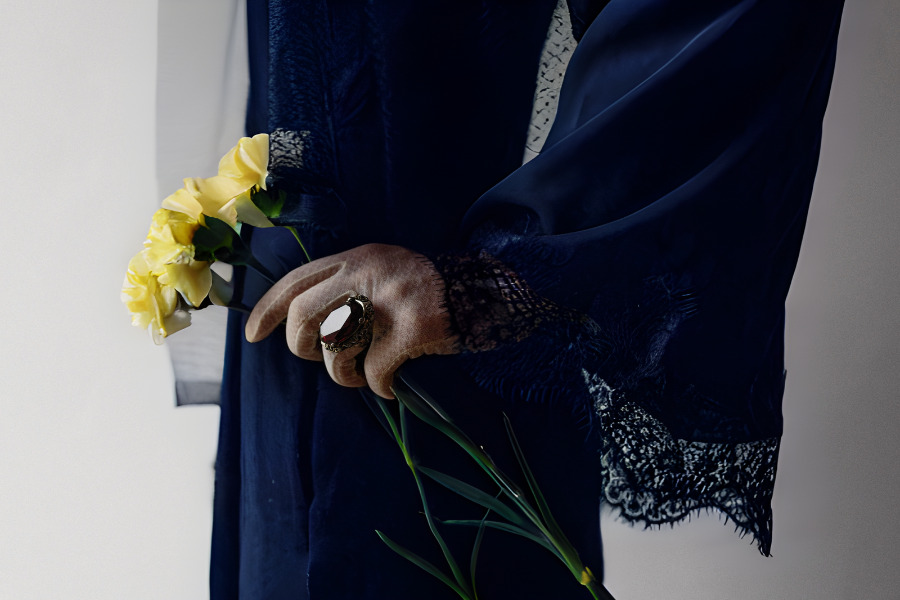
[586,372,778,555]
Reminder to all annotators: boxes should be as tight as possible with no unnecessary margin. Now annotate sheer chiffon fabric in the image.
[208,0,844,597]
[157,0,249,406]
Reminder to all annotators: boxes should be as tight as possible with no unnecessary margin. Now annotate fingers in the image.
[322,344,368,388]
[363,354,401,399]
[285,287,357,360]
[245,260,343,342]
[244,242,458,399]
[362,334,403,400]
[362,331,458,400]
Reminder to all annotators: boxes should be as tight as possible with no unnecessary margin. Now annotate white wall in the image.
[0,1,897,599]
[603,2,900,598]
[0,2,218,599]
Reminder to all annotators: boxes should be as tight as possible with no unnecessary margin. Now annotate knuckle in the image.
[327,350,366,388]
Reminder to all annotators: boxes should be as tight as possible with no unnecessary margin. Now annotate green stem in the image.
[391,380,617,599]
[399,405,473,598]
[285,225,311,263]
[589,580,615,600]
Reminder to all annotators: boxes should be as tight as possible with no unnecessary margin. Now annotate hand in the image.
[245,243,459,398]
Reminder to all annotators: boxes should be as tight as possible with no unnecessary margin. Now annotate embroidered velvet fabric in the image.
[211,1,844,598]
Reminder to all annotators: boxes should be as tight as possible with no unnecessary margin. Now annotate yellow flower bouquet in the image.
[123,132,612,599]
[122,133,307,343]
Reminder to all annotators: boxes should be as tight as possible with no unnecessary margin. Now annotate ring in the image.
[320,294,375,353]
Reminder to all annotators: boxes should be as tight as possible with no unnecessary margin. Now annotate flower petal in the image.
[231,191,273,228]
[157,209,201,245]
[217,134,269,189]
[162,187,204,221]
[186,175,248,224]
[160,261,212,308]
[122,253,179,337]
[156,310,192,344]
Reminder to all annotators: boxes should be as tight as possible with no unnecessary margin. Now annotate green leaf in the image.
[440,520,559,557]
[394,384,463,441]
[417,466,529,528]
[396,371,456,424]
[399,405,471,596]
[503,413,566,542]
[392,380,539,529]
[192,216,237,263]
[375,531,471,599]
[385,379,614,600]
[469,506,493,600]
[392,381,522,499]
[373,396,405,452]
[284,225,311,262]
[250,187,286,219]
[191,216,278,283]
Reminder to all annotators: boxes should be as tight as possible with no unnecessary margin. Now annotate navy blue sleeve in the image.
[425,0,845,555]
[454,0,843,439]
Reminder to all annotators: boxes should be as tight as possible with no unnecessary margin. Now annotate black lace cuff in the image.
[431,250,778,555]
[430,251,575,352]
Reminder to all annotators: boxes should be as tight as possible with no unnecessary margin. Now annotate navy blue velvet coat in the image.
[211,1,844,598]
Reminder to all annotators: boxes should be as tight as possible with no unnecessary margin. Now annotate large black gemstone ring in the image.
[319,295,375,353]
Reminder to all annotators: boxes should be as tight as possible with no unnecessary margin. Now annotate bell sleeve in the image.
[429,0,845,555]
